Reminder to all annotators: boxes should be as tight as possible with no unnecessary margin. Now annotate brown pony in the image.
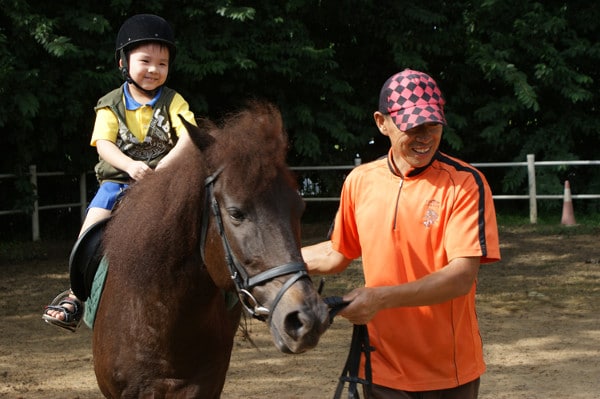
[92,101,330,398]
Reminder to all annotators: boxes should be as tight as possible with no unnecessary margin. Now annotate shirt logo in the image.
[423,200,440,228]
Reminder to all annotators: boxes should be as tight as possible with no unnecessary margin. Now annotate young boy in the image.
[42,14,197,332]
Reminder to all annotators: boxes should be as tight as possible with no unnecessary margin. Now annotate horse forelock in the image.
[210,101,296,195]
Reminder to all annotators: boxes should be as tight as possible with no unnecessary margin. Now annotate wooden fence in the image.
[1,155,599,241]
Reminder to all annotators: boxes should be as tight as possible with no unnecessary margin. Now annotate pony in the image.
[91,101,330,398]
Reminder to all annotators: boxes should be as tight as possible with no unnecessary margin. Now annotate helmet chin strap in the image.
[119,49,160,98]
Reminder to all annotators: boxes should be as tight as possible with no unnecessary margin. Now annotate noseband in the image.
[199,167,309,323]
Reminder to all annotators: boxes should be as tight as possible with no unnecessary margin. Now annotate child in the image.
[42,14,197,332]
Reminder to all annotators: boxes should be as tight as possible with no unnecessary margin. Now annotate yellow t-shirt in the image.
[90,91,195,146]
[331,149,500,391]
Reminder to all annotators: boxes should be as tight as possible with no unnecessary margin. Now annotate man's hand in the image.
[339,287,383,325]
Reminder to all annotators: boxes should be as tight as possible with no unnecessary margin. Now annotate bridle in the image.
[199,167,372,396]
[199,167,309,323]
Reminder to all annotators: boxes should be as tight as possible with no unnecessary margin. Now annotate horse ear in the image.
[178,115,215,151]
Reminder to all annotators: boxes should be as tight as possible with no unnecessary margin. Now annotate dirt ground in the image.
[1,223,599,399]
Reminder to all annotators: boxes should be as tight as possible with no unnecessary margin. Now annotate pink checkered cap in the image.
[378,69,446,132]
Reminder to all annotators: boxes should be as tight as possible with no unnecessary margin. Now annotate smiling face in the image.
[121,42,170,100]
[374,111,443,176]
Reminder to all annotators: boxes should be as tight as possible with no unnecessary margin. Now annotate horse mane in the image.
[102,100,296,277]
[208,100,295,196]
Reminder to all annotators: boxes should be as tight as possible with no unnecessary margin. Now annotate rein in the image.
[324,295,374,399]
[199,167,309,323]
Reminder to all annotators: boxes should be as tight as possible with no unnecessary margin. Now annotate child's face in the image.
[124,43,170,93]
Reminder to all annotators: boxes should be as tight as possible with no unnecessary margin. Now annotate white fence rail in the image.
[1,155,600,241]
[0,165,89,241]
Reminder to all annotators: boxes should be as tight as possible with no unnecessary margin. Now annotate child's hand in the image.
[127,160,152,181]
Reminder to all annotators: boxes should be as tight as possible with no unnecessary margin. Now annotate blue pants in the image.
[87,182,128,211]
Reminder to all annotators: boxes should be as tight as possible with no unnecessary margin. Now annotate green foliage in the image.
[215,5,255,21]
[1,0,599,217]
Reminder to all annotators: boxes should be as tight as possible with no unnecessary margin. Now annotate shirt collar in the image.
[386,148,437,178]
[123,83,162,110]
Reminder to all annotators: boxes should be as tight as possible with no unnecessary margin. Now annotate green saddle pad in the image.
[81,256,238,329]
[83,256,109,329]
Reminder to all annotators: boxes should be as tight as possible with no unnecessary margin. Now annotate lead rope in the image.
[324,296,374,399]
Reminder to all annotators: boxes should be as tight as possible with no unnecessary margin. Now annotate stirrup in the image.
[42,289,84,332]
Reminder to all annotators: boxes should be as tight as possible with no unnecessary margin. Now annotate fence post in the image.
[527,154,537,224]
[29,165,40,241]
[79,172,87,223]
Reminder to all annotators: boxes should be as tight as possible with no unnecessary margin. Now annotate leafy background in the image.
[1,0,599,230]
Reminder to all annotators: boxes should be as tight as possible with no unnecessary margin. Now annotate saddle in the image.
[68,216,239,328]
[69,218,110,303]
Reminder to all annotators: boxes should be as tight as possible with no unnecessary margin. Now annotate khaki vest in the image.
[93,86,177,184]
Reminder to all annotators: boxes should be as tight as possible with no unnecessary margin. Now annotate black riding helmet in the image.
[115,14,176,94]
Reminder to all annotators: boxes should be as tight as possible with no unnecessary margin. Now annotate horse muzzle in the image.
[266,278,330,354]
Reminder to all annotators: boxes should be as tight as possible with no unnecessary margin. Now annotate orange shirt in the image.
[331,150,500,391]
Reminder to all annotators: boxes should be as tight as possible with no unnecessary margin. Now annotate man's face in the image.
[377,113,443,175]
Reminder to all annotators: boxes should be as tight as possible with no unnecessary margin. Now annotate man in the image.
[303,69,501,399]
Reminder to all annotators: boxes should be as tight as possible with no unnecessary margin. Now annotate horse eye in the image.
[227,208,245,223]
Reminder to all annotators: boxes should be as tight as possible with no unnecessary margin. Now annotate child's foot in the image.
[42,290,83,332]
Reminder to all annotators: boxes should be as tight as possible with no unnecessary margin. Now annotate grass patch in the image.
[497,211,600,235]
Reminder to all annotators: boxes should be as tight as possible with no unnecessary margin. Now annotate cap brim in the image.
[389,105,446,132]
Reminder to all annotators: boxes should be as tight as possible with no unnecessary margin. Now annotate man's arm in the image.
[302,241,353,275]
[337,256,480,325]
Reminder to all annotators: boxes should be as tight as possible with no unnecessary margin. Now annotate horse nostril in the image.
[283,310,322,351]
[284,311,304,340]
